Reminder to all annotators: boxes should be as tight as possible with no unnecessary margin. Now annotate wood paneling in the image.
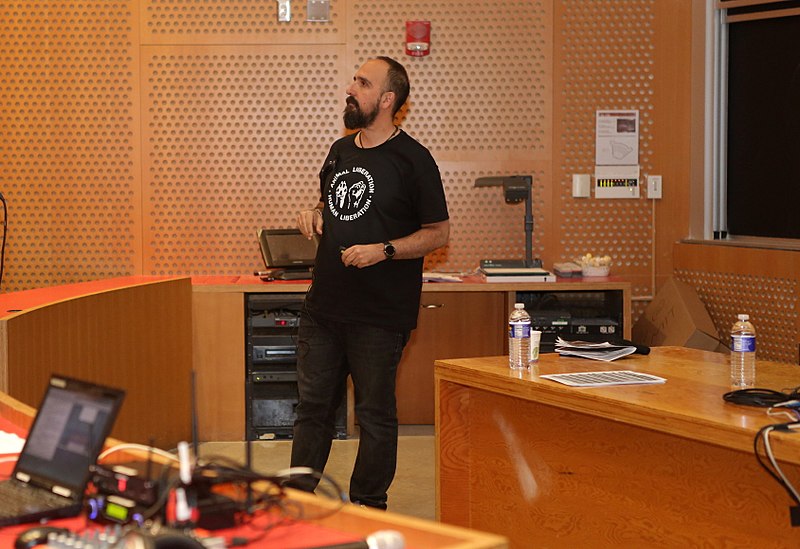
[674,241,800,363]
[436,348,800,547]
[551,0,693,302]
[0,277,193,448]
[0,0,143,291]
[192,290,246,441]
[397,292,505,424]
[0,0,711,359]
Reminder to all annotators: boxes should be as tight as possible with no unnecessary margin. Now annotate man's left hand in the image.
[340,244,386,268]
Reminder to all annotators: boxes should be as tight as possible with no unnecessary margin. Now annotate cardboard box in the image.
[633,278,726,352]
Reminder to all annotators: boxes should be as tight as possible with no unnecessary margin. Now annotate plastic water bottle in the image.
[509,303,532,370]
[730,314,756,388]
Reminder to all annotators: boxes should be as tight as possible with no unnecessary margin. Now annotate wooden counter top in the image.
[0,276,182,319]
[435,346,800,461]
[190,274,630,293]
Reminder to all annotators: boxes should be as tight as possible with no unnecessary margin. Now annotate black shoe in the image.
[351,499,387,511]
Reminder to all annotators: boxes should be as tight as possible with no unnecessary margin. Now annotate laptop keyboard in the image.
[0,481,70,514]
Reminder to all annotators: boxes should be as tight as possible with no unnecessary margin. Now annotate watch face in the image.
[384,242,395,258]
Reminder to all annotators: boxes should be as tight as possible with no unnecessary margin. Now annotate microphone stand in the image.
[0,193,7,291]
[522,179,534,268]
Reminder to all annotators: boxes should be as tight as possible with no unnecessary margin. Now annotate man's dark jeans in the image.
[290,308,410,509]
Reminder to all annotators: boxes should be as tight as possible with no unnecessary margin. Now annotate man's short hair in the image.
[377,56,410,116]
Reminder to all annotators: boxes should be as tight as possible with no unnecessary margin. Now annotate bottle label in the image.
[509,323,531,339]
[731,334,756,352]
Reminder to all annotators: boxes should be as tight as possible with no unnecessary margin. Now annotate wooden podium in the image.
[435,347,800,548]
[0,276,194,449]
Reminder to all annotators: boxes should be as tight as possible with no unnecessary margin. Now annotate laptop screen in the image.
[14,376,125,496]
[258,228,318,269]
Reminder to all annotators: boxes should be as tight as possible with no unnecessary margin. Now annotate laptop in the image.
[257,228,318,281]
[0,375,125,526]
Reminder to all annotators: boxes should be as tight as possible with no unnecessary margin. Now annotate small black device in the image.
[257,228,317,280]
[383,241,395,259]
[90,462,162,508]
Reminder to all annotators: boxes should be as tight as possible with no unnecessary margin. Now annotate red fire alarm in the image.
[405,21,431,57]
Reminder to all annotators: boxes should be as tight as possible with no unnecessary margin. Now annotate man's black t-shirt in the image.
[306,130,448,332]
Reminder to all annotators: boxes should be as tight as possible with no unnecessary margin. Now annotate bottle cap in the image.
[514,303,524,309]
[737,314,749,321]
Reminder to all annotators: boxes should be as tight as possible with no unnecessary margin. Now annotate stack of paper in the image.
[555,337,636,362]
[422,272,463,283]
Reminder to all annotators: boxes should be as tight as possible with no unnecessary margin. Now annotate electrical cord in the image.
[0,192,7,292]
[194,459,348,521]
[88,444,348,543]
[723,386,800,407]
[763,424,800,503]
[270,466,348,520]
[753,422,800,507]
[98,443,181,464]
[184,460,347,547]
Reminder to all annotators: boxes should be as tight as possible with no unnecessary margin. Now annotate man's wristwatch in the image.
[383,241,396,260]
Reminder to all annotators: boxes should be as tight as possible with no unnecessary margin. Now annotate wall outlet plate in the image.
[276,0,291,22]
[647,175,662,199]
[307,0,330,22]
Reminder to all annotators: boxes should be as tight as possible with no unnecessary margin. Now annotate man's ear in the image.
[381,91,396,110]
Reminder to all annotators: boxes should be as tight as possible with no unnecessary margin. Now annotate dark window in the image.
[726,13,800,239]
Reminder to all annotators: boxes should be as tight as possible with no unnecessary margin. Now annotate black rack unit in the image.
[514,289,625,354]
[245,293,347,440]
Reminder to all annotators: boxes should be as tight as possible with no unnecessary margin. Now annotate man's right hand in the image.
[297,207,324,239]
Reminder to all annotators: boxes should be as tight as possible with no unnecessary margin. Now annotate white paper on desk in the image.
[0,430,25,454]
[555,337,636,362]
[540,370,666,388]
[422,272,463,283]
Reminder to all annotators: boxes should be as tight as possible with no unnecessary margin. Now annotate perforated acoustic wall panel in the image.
[348,0,552,272]
[553,1,657,302]
[676,269,797,363]
[141,0,344,44]
[141,47,344,275]
[0,1,141,291]
[674,243,800,364]
[0,0,701,326]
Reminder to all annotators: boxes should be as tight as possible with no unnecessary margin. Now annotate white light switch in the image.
[572,174,591,198]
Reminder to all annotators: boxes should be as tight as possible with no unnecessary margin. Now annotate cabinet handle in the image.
[420,303,444,309]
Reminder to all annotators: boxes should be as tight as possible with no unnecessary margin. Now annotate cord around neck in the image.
[357,125,399,148]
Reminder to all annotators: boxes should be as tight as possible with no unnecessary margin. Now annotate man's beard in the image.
[343,96,380,130]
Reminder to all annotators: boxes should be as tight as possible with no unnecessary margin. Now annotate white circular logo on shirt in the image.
[327,167,375,222]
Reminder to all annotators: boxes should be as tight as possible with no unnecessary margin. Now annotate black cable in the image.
[723,386,800,407]
[0,192,7,292]
[753,422,800,506]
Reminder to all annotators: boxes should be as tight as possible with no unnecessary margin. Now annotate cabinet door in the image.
[396,292,505,424]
